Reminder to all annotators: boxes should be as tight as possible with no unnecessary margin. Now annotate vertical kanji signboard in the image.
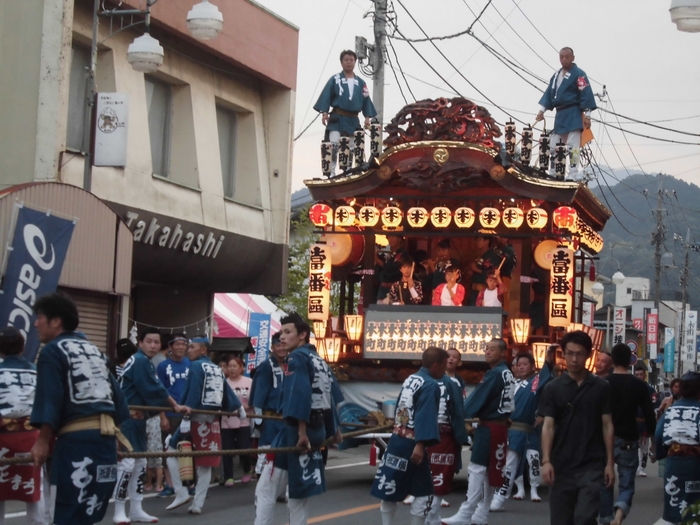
[307,244,331,321]
[548,246,574,327]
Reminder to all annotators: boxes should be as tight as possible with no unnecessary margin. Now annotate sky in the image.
[256,0,700,193]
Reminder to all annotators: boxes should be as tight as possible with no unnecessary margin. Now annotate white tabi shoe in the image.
[188,505,202,515]
[403,495,415,505]
[530,487,541,502]
[441,510,472,525]
[129,509,158,523]
[112,501,131,524]
[512,477,525,500]
[165,491,191,511]
[441,499,450,507]
[490,494,506,512]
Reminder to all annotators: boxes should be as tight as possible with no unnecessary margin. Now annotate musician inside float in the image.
[432,266,466,306]
[383,255,423,305]
[475,269,507,308]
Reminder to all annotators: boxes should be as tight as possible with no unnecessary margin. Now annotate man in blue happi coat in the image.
[29,293,130,525]
[313,49,377,176]
[114,327,189,524]
[0,327,44,525]
[165,336,242,515]
[490,348,555,512]
[655,371,700,525]
[443,339,515,525]
[535,47,597,179]
[371,346,445,525]
[254,314,341,525]
[250,332,287,477]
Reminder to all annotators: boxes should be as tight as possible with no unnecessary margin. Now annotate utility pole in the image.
[653,177,664,312]
[678,227,690,377]
[371,0,387,124]
[355,0,386,124]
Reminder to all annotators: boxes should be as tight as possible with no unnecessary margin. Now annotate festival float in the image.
[303,98,610,407]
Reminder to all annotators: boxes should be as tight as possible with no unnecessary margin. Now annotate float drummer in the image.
[314,49,377,175]
[115,327,189,524]
[443,338,515,525]
[0,327,43,525]
[371,347,445,525]
[29,293,130,525]
[165,336,242,515]
[535,46,596,178]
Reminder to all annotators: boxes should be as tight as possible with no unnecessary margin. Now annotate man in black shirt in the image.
[599,344,657,525]
[633,364,658,477]
[539,330,615,525]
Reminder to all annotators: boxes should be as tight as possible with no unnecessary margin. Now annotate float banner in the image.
[0,205,75,362]
[245,312,271,376]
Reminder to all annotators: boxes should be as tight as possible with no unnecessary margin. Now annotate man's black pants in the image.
[549,469,604,525]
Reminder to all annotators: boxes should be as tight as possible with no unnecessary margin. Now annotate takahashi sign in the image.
[94,93,128,167]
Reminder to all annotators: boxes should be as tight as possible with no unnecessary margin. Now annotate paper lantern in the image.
[510,318,531,345]
[318,335,342,363]
[526,208,548,229]
[479,207,501,228]
[309,203,333,227]
[504,121,516,155]
[503,207,524,229]
[358,206,380,227]
[454,207,475,228]
[553,206,578,230]
[532,342,550,370]
[406,207,428,228]
[548,246,574,328]
[381,206,403,228]
[313,320,327,338]
[334,206,356,227]
[320,142,332,177]
[307,244,331,321]
[431,207,452,227]
[338,136,352,171]
[344,315,363,342]
[353,129,365,166]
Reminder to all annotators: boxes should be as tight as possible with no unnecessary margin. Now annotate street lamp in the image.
[83,0,225,189]
[670,0,700,32]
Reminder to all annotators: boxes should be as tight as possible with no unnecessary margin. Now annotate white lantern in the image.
[454,207,475,228]
[381,207,403,228]
[358,206,380,227]
[187,0,224,40]
[479,207,501,228]
[127,33,164,73]
[526,208,548,229]
[430,207,452,228]
[502,207,524,229]
[406,207,428,228]
[334,206,356,227]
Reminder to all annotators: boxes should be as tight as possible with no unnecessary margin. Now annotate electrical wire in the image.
[598,108,700,137]
[509,0,558,53]
[383,40,409,105]
[591,118,700,146]
[386,35,417,101]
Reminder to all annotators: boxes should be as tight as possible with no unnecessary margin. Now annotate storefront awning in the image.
[213,293,284,338]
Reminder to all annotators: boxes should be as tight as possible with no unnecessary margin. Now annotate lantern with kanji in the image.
[526,208,548,229]
[553,206,578,231]
[358,206,380,227]
[381,206,403,228]
[406,207,428,228]
[431,207,452,227]
[502,207,524,229]
[479,207,501,228]
[309,203,333,227]
[307,244,331,321]
[334,206,355,227]
[454,207,475,228]
[548,246,574,328]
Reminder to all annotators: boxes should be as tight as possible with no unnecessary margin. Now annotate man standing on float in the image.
[313,50,377,175]
[535,47,596,179]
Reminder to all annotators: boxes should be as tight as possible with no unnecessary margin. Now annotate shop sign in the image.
[94,93,128,167]
[124,211,224,259]
[664,327,675,374]
[647,311,658,359]
[613,307,625,345]
[307,244,331,321]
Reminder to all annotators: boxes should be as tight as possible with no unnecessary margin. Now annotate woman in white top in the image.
[221,357,253,486]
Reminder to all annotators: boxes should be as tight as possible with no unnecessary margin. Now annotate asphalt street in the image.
[4,445,666,524]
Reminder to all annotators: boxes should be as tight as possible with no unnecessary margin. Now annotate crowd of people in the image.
[1,291,699,525]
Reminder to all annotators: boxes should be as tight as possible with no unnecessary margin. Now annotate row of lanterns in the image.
[320,124,383,177]
[504,121,571,177]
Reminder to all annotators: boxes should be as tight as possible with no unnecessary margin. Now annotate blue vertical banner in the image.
[0,205,76,362]
[664,327,676,374]
[245,312,271,376]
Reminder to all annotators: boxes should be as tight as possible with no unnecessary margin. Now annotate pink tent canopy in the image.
[213,293,283,338]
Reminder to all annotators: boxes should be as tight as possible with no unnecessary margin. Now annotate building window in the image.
[627,287,632,294]
[216,105,237,198]
[145,75,172,176]
[66,43,91,151]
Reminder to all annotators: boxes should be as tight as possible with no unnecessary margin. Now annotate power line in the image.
[591,118,700,146]
[509,0,558,53]
[383,38,409,105]
[467,0,494,33]
[598,107,700,137]
[386,35,417,101]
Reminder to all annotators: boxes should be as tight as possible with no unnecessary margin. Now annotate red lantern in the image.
[309,203,333,227]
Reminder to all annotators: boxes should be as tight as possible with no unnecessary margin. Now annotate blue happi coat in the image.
[508,363,553,456]
[277,344,339,499]
[0,355,37,419]
[313,73,377,135]
[250,355,285,446]
[371,368,440,501]
[538,63,597,135]
[440,375,470,446]
[655,398,700,523]
[170,355,241,445]
[464,361,515,466]
[118,349,171,452]
[156,357,190,417]
[30,332,129,525]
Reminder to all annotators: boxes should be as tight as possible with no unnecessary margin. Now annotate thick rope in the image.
[0,424,394,466]
[129,405,283,420]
